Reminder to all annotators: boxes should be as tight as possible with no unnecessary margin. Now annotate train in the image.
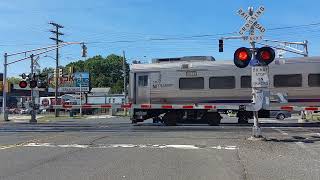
[129,56,320,125]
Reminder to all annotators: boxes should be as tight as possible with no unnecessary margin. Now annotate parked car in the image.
[19,108,31,114]
[270,110,291,120]
[8,108,20,114]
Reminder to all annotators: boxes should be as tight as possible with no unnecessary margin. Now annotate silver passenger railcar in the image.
[129,56,320,125]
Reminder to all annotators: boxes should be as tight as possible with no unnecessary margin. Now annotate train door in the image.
[135,73,150,104]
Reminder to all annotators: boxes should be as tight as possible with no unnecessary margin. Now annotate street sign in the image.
[251,66,269,88]
[238,6,265,42]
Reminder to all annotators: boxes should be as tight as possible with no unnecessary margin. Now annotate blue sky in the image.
[1,0,320,77]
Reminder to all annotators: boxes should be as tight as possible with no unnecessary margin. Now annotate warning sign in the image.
[251,66,269,88]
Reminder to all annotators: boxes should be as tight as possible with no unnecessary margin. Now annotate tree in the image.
[7,77,22,84]
[64,54,130,94]
[39,67,54,81]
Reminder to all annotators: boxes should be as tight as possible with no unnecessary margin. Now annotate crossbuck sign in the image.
[237,6,265,42]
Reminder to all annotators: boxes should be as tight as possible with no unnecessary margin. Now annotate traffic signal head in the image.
[59,68,63,77]
[234,47,252,68]
[82,43,87,57]
[69,66,74,74]
[19,81,28,88]
[256,46,275,65]
[219,39,223,52]
[29,80,37,88]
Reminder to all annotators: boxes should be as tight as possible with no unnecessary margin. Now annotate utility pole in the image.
[49,22,64,117]
[122,51,126,101]
[30,54,37,123]
[122,51,127,115]
[2,53,8,121]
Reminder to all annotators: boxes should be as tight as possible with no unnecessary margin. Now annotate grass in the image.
[306,113,320,121]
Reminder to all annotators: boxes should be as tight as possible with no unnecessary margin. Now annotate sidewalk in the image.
[0,114,116,124]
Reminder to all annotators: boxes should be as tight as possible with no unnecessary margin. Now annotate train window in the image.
[179,77,204,89]
[209,76,235,89]
[274,74,302,87]
[241,76,251,88]
[138,75,148,86]
[308,74,320,87]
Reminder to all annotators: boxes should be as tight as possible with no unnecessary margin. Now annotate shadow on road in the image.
[266,135,320,144]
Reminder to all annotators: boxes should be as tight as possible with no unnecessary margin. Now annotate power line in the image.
[268,22,320,31]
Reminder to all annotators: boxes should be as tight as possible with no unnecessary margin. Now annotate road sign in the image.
[243,35,263,41]
[238,6,265,42]
[251,66,269,88]
[48,72,90,93]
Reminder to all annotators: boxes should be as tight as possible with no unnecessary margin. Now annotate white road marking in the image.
[273,128,289,135]
[166,145,200,149]
[87,115,114,119]
[23,143,238,150]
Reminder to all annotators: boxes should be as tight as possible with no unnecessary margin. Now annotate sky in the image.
[1,0,320,77]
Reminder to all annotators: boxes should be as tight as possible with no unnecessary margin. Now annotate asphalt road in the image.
[0,116,319,180]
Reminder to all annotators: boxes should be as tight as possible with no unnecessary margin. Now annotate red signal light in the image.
[260,51,271,60]
[19,81,28,88]
[29,80,37,88]
[238,51,249,61]
[256,47,275,65]
[234,47,252,68]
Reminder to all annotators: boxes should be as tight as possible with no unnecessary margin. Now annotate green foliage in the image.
[7,77,22,84]
[64,54,129,94]
[39,67,54,81]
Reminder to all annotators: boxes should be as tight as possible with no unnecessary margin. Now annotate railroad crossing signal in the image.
[19,81,28,88]
[256,47,275,65]
[233,46,275,68]
[18,72,47,88]
[29,80,37,88]
[234,47,252,68]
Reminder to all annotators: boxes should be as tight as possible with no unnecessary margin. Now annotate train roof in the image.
[131,56,320,72]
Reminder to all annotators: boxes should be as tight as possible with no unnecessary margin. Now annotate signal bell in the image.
[234,47,252,68]
[256,46,275,65]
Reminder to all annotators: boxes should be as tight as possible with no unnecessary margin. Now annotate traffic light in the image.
[59,68,63,77]
[234,47,252,68]
[19,81,28,88]
[82,43,87,57]
[219,39,224,52]
[29,80,37,88]
[69,66,74,74]
[256,46,275,65]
